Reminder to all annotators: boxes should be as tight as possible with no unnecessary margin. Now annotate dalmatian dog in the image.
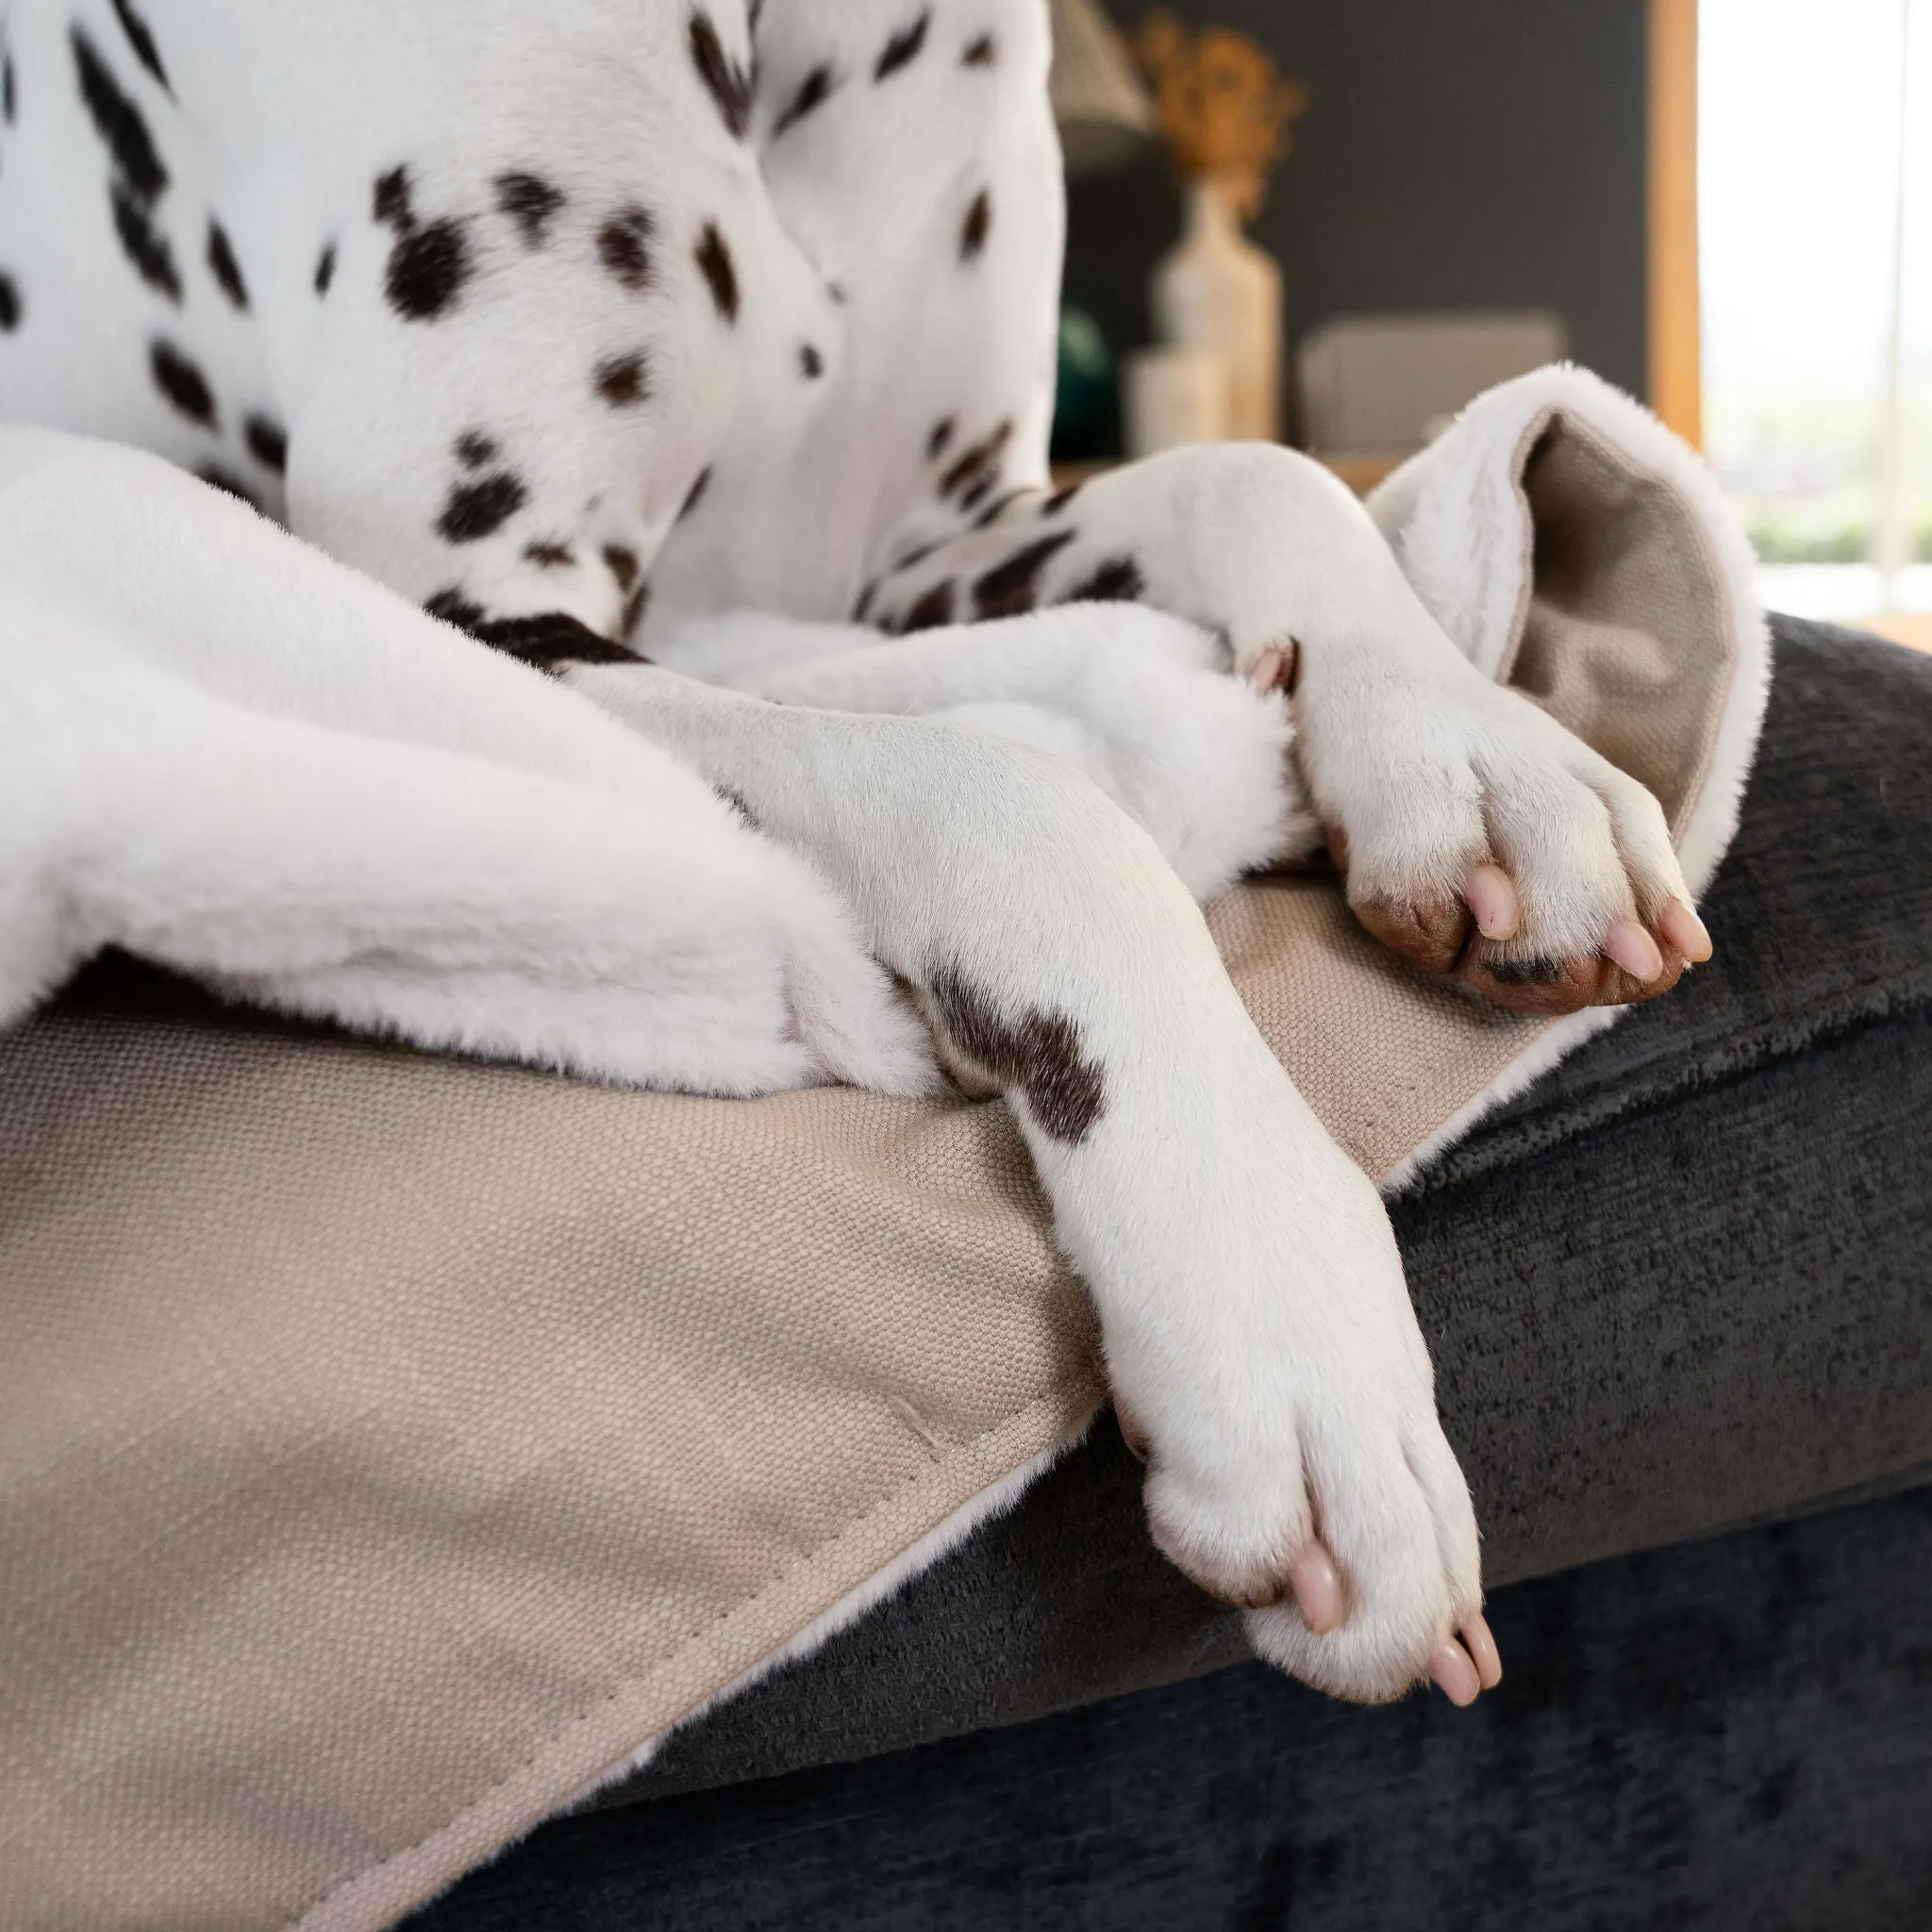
[0,0,1715,1708]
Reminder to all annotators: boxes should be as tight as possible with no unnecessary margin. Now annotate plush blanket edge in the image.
[565,1431,1088,1809]
[292,1385,1100,1932]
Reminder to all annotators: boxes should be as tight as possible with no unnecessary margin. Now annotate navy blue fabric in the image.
[408,1485,1932,1930]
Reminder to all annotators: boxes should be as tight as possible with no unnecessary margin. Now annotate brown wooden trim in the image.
[1051,453,1403,497]
[1648,0,1702,446]
[1867,612,1932,655]
[1314,451,1406,495]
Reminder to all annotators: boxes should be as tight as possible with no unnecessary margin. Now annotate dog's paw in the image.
[1136,1387,1497,1707]
[1234,1410,1501,1707]
[1295,662,1711,1014]
[1108,1137,1499,1707]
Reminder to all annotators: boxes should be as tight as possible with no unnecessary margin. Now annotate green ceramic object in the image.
[1051,302,1120,461]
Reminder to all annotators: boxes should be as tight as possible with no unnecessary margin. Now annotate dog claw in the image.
[1461,1611,1503,1690]
[1658,897,1712,962]
[1288,1543,1344,1633]
[1429,1637,1482,1707]
[1250,641,1297,693]
[1463,863,1520,941]
[1425,1613,1502,1705]
[1602,918,1664,983]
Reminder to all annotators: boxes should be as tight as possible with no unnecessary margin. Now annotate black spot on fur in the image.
[454,430,497,470]
[494,171,564,246]
[196,465,258,511]
[0,273,18,331]
[622,580,651,636]
[108,0,170,92]
[712,783,759,828]
[958,473,997,514]
[372,166,413,228]
[524,540,574,569]
[960,188,991,260]
[2,56,14,125]
[678,468,712,520]
[688,8,752,139]
[602,543,640,592]
[973,530,1075,619]
[207,219,248,309]
[925,419,957,464]
[425,589,486,629]
[81,23,179,308]
[899,580,956,632]
[1061,556,1144,604]
[774,64,833,136]
[386,218,470,321]
[594,351,650,407]
[436,471,526,544]
[149,338,215,426]
[927,966,1106,1143]
[799,341,824,379]
[244,414,287,475]
[962,32,995,65]
[694,222,739,321]
[826,279,849,305]
[426,591,643,673]
[890,539,941,575]
[1485,954,1567,987]
[73,27,165,203]
[973,488,1024,529]
[851,576,879,623]
[874,10,931,81]
[313,242,336,295]
[1041,481,1083,515]
[110,182,179,299]
[940,417,1012,500]
[597,206,655,290]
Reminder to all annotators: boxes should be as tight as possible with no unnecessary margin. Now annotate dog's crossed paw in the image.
[1280,649,1713,1016]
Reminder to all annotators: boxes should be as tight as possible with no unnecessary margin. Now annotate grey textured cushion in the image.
[615,618,1932,1804]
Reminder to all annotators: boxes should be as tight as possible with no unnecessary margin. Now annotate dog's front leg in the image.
[572,661,1500,1707]
[658,601,1317,904]
[866,444,1714,1014]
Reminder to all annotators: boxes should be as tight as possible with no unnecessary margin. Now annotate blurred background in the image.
[1051,0,1931,647]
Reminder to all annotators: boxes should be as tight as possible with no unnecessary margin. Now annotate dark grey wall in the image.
[1063,0,1649,445]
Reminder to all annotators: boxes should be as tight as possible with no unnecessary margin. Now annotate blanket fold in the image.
[0,367,1768,1932]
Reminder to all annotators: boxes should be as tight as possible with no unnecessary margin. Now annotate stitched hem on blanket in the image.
[289,1382,1101,1932]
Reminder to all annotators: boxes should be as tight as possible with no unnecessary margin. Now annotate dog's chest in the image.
[0,0,1062,627]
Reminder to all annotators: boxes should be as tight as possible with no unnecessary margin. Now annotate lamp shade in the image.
[1049,0,1156,175]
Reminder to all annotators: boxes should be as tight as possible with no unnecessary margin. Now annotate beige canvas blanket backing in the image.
[0,375,1766,1932]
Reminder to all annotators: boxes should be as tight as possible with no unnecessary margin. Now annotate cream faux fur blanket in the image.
[0,367,1768,1930]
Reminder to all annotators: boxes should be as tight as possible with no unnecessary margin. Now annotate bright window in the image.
[1701,0,1931,637]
